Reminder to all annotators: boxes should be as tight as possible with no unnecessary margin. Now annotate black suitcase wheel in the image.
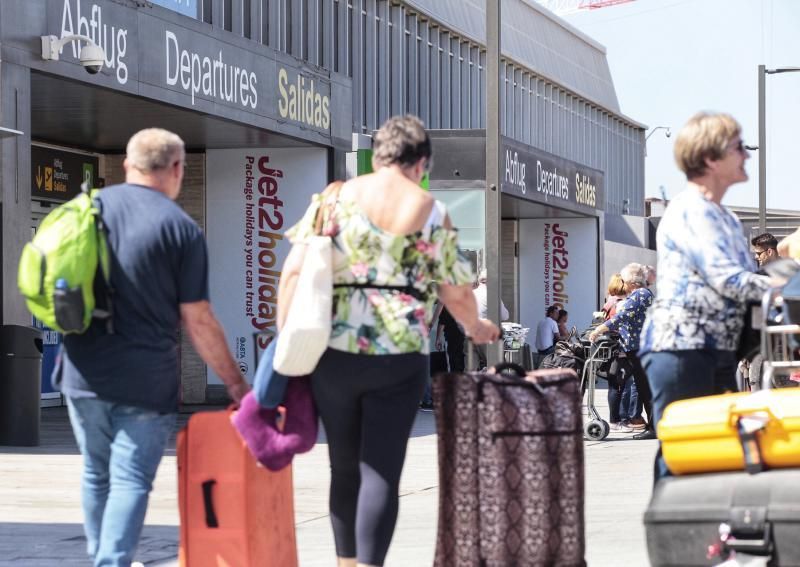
[584,419,609,441]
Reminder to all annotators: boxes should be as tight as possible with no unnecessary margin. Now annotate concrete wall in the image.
[1,62,32,325]
[604,213,653,249]
[602,240,656,299]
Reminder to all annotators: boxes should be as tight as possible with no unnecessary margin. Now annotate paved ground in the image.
[0,384,657,566]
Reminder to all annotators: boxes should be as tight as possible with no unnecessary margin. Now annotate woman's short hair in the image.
[674,112,741,179]
[620,263,647,288]
[606,273,626,297]
[372,115,432,170]
[126,128,185,173]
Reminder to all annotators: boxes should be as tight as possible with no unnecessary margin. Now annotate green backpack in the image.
[17,185,113,334]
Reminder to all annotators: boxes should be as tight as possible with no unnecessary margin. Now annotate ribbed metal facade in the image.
[204,0,645,215]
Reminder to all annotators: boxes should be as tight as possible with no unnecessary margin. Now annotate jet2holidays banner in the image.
[206,148,327,384]
[518,218,598,335]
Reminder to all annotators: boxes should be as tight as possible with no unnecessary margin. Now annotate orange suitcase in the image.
[177,409,298,567]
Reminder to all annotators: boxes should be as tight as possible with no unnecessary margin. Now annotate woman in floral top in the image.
[277,115,499,567]
[591,263,655,438]
[638,112,770,482]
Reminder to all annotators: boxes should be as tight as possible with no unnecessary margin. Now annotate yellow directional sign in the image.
[44,167,53,192]
[31,146,98,202]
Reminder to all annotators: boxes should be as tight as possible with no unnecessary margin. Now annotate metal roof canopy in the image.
[30,73,318,153]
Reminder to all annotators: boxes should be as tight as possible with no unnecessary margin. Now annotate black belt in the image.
[333,283,428,301]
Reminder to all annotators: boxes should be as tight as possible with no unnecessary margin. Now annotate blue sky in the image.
[565,0,800,209]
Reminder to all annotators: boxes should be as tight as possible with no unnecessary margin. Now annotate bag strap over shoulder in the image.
[88,185,115,334]
[423,200,447,231]
[314,180,344,236]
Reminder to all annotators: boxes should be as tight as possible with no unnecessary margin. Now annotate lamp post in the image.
[485,0,503,367]
[758,65,800,233]
[644,125,670,157]
[645,126,671,142]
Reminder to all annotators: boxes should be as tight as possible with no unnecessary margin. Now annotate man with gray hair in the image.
[59,128,249,566]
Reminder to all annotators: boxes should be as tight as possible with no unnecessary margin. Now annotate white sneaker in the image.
[609,422,633,433]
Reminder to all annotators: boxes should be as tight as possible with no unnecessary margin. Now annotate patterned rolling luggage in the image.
[433,363,585,567]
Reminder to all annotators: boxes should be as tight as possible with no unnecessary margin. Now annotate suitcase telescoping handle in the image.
[201,479,220,528]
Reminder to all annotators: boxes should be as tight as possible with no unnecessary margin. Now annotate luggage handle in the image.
[201,479,219,528]
[490,362,527,378]
[727,405,777,428]
[725,522,772,554]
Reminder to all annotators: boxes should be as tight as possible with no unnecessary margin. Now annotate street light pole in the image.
[757,65,800,234]
[485,0,503,367]
[758,64,766,234]
[644,126,671,142]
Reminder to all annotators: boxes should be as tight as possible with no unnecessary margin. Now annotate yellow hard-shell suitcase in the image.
[659,389,800,475]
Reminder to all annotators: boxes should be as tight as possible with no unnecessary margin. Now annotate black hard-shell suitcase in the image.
[433,363,585,567]
[645,470,800,566]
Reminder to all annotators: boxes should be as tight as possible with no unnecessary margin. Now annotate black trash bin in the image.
[0,325,43,446]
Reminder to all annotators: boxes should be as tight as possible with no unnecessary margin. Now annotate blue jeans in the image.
[67,397,175,567]
[641,349,737,484]
[621,377,639,420]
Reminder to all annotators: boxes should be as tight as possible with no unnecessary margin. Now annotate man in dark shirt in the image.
[60,128,249,566]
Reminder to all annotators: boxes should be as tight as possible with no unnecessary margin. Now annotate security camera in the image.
[41,34,106,76]
[79,43,105,75]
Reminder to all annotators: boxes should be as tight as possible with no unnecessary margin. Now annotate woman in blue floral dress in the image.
[638,112,770,482]
[277,115,500,567]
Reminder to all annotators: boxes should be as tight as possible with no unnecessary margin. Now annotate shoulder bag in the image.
[273,181,342,376]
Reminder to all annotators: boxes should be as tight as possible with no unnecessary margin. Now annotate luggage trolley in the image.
[758,285,800,391]
[580,333,620,441]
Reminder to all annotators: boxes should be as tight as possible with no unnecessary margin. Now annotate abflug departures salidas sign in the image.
[47,0,332,136]
[500,137,604,215]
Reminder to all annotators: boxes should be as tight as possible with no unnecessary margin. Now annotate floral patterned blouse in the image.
[639,189,770,355]
[285,191,474,355]
[604,287,653,354]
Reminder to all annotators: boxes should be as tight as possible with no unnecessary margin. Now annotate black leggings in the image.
[311,348,427,566]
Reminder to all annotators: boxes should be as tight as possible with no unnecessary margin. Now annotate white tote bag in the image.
[273,183,340,376]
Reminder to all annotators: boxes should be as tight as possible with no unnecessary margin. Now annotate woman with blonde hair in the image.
[278,115,499,567]
[602,273,627,320]
[639,112,770,481]
[600,273,629,430]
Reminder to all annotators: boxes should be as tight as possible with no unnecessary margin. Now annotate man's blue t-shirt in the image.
[60,183,209,413]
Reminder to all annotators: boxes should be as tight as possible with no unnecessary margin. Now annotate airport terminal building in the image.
[0,0,645,404]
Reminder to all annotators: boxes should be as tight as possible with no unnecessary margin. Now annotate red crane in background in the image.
[535,0,636,16]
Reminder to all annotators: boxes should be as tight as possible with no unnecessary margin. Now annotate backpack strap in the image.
[90,189,115,334]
